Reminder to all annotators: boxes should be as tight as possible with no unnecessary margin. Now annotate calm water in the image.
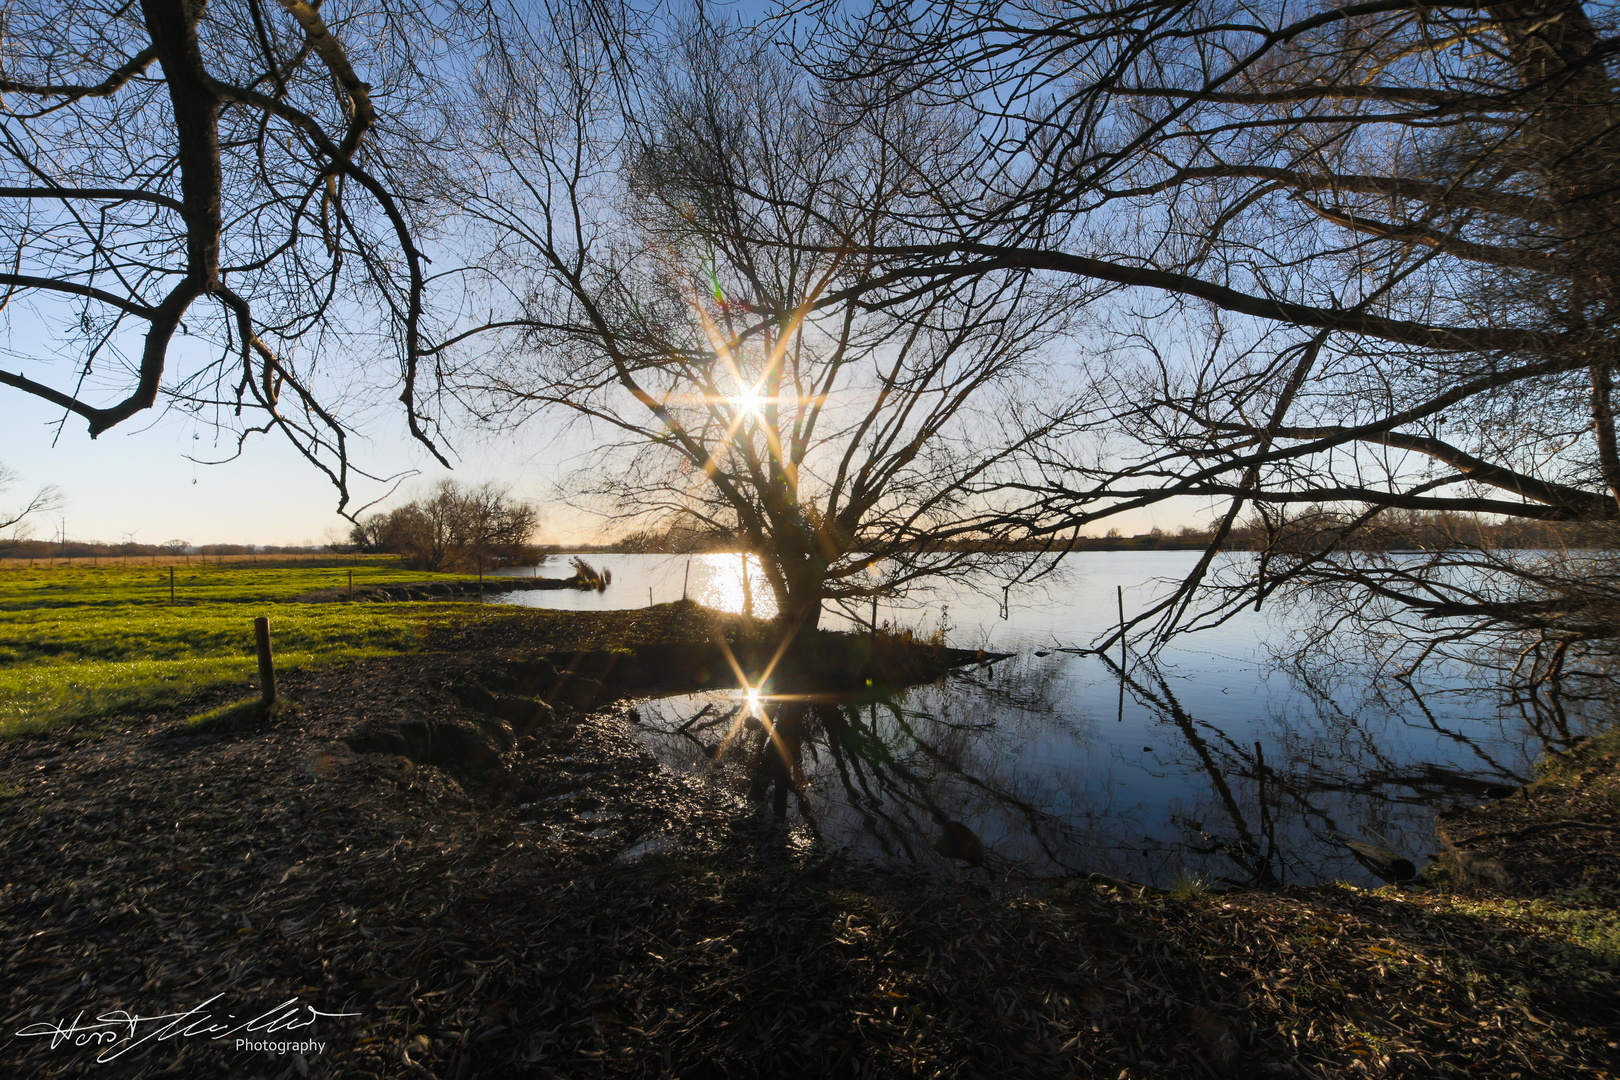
[490,552,1590,887]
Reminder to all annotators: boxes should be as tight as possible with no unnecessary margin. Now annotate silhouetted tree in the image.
[0,0,473,512]
[809,0,1620,663]
[444,16,1086,632]
[0,463,59,546]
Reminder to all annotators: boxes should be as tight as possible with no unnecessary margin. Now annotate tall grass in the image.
[568,557,611,591]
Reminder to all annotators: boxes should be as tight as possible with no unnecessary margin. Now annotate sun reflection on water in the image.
[694,552,778,619]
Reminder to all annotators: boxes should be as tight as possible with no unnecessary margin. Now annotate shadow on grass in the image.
[173,695,298,738]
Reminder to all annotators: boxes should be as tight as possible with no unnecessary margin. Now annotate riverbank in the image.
[1430,722,1620,900]
[291,575,592,603]
[1,602,1616,1077]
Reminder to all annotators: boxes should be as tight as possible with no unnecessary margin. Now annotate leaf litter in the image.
[0,605,1616,1078]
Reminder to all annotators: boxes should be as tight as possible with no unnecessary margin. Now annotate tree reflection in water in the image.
[630,647,1578,889]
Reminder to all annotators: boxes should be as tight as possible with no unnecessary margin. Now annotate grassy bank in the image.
[0,560,481,737]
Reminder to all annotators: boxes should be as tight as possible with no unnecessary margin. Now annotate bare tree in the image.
[0,0,474,512]
[357,479,538,572]
[444,16,1086,632]
[807,0,1620,659]
[0,462,60,542]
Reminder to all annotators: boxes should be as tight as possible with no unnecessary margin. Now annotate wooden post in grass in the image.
[253,616,277,705]
[169,567,176,605]
[348,568,354,601]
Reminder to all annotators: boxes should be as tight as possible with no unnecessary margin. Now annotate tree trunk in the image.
[779,585,824,633]
[773,551,826,633]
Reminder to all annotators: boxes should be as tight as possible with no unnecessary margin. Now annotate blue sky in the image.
[0,384,589,548]
[0,0,1196,549]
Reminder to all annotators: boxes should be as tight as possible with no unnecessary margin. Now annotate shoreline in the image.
[292,576,592,603]
[1,605,1615,1077]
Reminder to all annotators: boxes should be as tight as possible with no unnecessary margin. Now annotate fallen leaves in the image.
[1,648,1617,1078]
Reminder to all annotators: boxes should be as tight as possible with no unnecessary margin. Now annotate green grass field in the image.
[0,559,480,737]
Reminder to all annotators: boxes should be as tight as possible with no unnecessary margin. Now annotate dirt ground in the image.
[2,607,1617,1078]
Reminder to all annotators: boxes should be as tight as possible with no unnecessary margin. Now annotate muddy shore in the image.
[1,603,1616,1078]
[293,575,592,603]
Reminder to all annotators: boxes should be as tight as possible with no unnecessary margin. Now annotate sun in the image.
[734,384,766,419]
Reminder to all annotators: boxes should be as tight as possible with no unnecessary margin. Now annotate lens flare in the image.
[736,385,765,417]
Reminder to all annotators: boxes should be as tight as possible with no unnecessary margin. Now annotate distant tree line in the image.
[613,521,737,555]
[606,512,1611,556]
[2,539,328,560]
[1237,508,1620,554]
[343,481,540,572]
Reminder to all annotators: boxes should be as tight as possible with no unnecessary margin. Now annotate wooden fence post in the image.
[170,567,176,605]
[1118,585,1126,670]
[254,617,277,704]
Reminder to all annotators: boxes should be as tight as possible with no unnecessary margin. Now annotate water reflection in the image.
[631,649,1548,889]
[493,553,779,619]
[694,553,777,620]
[496,552,1594,886]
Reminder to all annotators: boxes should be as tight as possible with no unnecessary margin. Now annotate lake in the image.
[489,551,1591,887]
